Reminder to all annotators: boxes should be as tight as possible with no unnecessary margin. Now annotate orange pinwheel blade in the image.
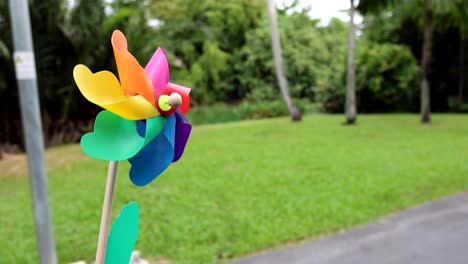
[73,65,159,120]
[112,30,155,106]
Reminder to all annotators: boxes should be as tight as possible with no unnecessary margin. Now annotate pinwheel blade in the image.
[128,114,176,186]
[81,110,166,161]
[73,65,159,120]
[173,110,192,162]
[145,47,169,99]
[112,30,155,105]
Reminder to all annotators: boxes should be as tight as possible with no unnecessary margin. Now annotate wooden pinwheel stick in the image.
[95,160,119,264]
[93,93,181,263]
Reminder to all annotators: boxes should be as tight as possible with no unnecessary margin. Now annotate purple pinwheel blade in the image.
[128,114,176,186]
[173,110,192,162]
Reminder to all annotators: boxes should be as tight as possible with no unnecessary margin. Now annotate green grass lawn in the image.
[1,114,468,264]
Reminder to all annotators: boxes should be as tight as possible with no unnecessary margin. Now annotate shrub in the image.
[185,104,241,125]
[175,99,315,127]
[315,43,420,113]
[239,12,330,102]
[356,43,420,112]
[238,99,309,119]
[447,97,468,112]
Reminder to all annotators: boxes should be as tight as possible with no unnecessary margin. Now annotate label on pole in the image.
[13,51,37,80]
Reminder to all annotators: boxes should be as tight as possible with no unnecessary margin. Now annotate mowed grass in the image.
[1,114,468,264]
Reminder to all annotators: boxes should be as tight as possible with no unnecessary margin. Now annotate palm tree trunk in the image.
[458,36,465,104]
[266,0,301,121]
[421,0,432,123]
[345,0,357,124]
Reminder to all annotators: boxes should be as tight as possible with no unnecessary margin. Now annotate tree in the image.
[265,0,301,121]
[149,0,266,104]
[345,0,357,124]
[420,0,432,123]
[241,10,331,105]
[0,0,114,147]
[358,0,468,122]
[447,1,468,104]
[358,0,432,123]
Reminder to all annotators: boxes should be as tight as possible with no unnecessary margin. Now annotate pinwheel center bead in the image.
[167,93,182,108]
[158,92,183,112]
[158,95,171,111]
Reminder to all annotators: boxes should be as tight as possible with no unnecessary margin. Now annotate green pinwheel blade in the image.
[105,202,139,264]
[81,110,166,161]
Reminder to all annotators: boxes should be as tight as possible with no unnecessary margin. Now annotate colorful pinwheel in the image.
[73,30,192,186]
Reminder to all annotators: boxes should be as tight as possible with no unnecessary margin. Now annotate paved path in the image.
[230,192,468,264]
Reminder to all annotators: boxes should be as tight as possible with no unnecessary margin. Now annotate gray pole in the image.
[8,0,57,263]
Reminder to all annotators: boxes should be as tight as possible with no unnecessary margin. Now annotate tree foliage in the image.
[357,43,420,112]
[241,12,329,102]
[0,0,113,146]
[359,0,468,111]
[0,0,466,148]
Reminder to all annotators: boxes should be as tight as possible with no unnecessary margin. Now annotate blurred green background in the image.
[0,0,467,149]
[1,0,468,263]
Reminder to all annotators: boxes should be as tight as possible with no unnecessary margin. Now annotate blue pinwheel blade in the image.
[128,114,176,186]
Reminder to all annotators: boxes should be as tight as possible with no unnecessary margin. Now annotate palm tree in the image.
[358,0,468,123]
[458,36,465,104]
[345,0,357,124]
[266,0,301,121]
[358,0,433,123]
[450,1,468,104]
[420,0,432,123]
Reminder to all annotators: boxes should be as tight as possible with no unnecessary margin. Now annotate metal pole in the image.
[8,0,57,263]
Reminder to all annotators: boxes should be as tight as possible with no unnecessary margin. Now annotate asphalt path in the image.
[230,193,468,264]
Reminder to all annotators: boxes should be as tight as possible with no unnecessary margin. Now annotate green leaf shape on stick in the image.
[105,201,139,264]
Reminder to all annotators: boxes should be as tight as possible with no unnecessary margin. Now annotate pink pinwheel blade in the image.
[145,48,169,99]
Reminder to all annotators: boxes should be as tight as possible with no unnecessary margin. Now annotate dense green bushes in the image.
[447,97,468,112]
[238,99,309,119]
[315,42,420,113]
[1,0,464,148]
[240,13,329,102]
[356,43,420,112]
[0,0,422,148]
[185,99,315,126]
[185,104,241,125]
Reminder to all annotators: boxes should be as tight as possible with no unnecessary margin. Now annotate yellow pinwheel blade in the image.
[73,65,159,120]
